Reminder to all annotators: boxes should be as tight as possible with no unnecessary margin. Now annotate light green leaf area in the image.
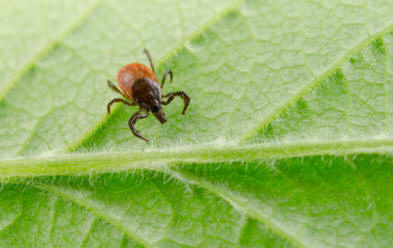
[0,0,98,92]
[1,0,393,247]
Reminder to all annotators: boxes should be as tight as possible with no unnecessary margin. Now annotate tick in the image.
[106,49,190,142]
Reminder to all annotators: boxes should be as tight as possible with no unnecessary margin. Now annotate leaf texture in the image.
[1,0,393,247]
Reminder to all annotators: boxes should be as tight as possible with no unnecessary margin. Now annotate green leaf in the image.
[1,0,393,247]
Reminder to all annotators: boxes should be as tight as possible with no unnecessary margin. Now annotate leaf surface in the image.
[1,0,393,247]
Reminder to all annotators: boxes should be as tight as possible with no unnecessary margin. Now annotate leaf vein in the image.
[0,0,102,102]
[240,21,393,143]
[33,183,152,248]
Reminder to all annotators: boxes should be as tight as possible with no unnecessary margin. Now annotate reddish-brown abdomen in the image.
[117,63,158,100]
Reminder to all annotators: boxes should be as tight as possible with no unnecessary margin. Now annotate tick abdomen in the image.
[117,63,158,100]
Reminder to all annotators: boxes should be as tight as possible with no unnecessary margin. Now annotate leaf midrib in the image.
[29,136,392,248]
[2,138,392,179]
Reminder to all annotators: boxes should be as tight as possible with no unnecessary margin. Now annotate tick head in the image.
[151,100,166,124]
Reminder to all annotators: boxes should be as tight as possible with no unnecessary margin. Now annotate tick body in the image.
[107,49,190,142]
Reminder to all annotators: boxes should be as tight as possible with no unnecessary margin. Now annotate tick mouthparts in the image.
[153,109,167,124]
[159,116,167,124]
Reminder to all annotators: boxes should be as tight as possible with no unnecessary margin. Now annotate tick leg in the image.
[107,98,136,114]
[129,109,150,142]
[161,91,190,115]
[143,49,155,74]
[107,80,125,96]
[161,69,173,89]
